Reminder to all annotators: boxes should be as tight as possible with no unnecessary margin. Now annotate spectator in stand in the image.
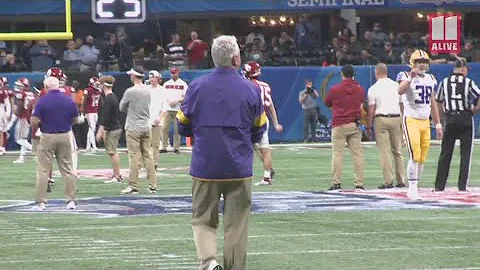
[279,32,295,51]
[19,41,32,71]
[378,41,400,64]
[117,37,133,72]
[361,49,378,65]
[79,35,100,73]
[389,32,402,47]
[1,54,16,73]
[331,37,342,51]
[246,27,265,45]
[431,53,457,64]
[102,34,120,71]
[245,44,265,65]
[187,31,209,70]
[295,16,308,49]
[74,38,83,49]
[349,35,362,55]
[459,40,475,62]
[371,22,388,47]
[363,31,374,49]
[400,46,415,65]
[270,36,281,52]
[63,40,81,71]
[30,40,55,72]
[165,33,187,70]
[339,28,353,44]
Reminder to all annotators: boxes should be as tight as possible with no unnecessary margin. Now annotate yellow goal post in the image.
[0,0,73,41]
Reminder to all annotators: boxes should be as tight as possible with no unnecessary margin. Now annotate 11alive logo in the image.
[428,13,462,54]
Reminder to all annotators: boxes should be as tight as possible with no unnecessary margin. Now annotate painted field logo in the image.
[429,13,462,54]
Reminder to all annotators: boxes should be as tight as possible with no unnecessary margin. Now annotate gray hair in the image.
[211,35,240,68]
[44,76,60,90]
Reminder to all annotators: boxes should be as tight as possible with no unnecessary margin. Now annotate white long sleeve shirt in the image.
[149,84,167,126]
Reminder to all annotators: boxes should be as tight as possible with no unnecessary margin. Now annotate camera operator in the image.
[299,78,319,142]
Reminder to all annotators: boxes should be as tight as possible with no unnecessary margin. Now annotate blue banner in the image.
[1,0,478,16]
[2,63,480,149]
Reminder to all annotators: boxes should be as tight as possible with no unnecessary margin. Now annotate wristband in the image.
[435,123,442,129]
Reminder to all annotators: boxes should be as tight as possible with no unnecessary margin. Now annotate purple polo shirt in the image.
[33,89,78,133]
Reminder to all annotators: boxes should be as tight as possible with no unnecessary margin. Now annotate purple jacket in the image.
[177,68,267,180]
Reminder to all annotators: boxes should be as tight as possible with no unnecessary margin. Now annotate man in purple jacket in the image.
[177,35,267,270]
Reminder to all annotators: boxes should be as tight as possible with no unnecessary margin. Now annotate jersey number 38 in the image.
[414,85,432,105]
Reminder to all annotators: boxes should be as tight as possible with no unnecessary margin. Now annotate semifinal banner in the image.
[2,63,480,149]
[3,0,480,16]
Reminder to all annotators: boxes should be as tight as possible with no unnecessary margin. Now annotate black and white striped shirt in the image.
[435,74,480,113]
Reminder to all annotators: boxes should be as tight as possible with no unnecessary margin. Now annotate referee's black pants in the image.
[435,112,474,191]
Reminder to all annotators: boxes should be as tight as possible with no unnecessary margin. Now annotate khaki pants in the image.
[374,117,405,185]
[331,123,364,186]
[35,133,76,203]
[192,178,252,270]
[126,130,156,189]
[151,125,162,165]
[162,111,180,151]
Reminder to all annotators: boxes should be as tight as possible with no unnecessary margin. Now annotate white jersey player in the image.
[397,50,443,200]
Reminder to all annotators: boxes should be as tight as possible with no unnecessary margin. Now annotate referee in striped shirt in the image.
[434,58,480,192]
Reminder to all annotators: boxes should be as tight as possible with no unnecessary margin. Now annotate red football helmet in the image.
[46,67,66,80]
[0,77,7,87]
[243,61,261,79]
[14,77,30,92]
[89,77,101,90]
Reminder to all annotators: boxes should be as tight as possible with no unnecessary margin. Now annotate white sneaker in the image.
[93,147,99,152]
[104,176,124,184]
[66,201,76,210]
[120,186,139,194]
[13,158,24,164]
[407,188,422,200]
[36,202,47,211]
[203,259,222,270]
[255,178,272,186]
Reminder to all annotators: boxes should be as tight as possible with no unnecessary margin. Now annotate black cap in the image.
[455,58,470,70]
[127,66,145,77]
[341,64,355,78]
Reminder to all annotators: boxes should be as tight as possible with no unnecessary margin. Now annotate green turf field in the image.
[0,143,479,270]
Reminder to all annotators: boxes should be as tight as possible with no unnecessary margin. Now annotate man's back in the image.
[179,68,265,179]
[120,85,151,133]
[326,79,365,127]
[35,90,77,133]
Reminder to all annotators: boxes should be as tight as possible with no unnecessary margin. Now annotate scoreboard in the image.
[91,0,146,24]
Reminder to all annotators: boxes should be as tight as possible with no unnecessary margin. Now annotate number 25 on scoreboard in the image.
[92,0,146,24]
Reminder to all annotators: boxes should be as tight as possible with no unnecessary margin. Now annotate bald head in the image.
[374,63,388,79]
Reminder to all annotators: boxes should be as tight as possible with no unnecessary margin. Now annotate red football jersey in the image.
[252,79,272,108]
[83,86,101,114]
[40,85,75,97]
[15,91,36,119]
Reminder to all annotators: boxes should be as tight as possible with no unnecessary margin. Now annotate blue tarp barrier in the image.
[2,63,480,149]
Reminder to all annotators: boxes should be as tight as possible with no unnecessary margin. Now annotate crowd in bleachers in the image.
[0,21,478,74]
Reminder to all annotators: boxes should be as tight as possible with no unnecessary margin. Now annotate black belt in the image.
[375,114,400,118]
[445,111,472,116]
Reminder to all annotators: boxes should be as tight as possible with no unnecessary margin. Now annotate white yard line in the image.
[6,215,479,230]
[0,245,479,264]
[4,229,480,246]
